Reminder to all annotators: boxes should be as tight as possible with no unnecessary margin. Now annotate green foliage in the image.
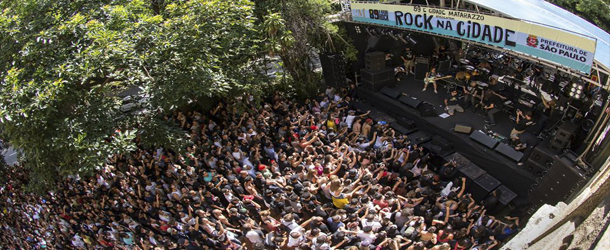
[548,0,610,33]
[0,0,266,192]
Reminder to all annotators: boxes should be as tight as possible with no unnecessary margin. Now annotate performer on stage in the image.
[400,47,415,75]
[462,81,478,109]
[423,67,439,94]
[511,109,534,141]
[445,90,464,115]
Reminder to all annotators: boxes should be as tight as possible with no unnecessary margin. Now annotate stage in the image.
[355,74,537,198]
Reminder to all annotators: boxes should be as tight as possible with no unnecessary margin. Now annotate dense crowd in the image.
[1,86,520,249]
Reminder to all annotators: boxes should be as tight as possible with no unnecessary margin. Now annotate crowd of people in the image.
[0,85,521,249]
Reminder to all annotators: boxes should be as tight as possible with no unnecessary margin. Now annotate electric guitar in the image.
[424,75,452,84]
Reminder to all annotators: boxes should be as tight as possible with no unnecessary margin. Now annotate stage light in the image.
[569,82,584,100]
[355,26,361,34]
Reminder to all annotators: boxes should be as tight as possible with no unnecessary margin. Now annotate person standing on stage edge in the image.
[423,67,439,93]
[401,47,414,75]
[445,90,464,115]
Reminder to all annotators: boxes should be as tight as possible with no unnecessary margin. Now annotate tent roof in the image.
[464,0,610,71]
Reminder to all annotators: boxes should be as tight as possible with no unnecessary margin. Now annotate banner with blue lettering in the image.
[351,2,597,74]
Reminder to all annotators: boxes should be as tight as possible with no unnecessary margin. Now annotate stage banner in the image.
[351,2,597,74]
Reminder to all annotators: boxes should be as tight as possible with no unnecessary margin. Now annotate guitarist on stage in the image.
[423,68,451,94]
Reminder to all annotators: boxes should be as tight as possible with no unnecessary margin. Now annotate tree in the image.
[256,0,355,99]
[547,0,610,33]
[0,0,265,192]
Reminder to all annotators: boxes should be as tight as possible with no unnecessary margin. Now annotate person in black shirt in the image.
[401,47,415,74]
[445,90,464,116]
[511,110,534,141]
[482,93,502,126]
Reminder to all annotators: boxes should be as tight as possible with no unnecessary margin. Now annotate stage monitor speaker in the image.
[454,124,472,134]
[361,68,394,83]
[414,57,430,81]
[380,86,400,99]
[469,130,499,149]
[471,173,501,201]
[408,131,432,145]
[524,159,547,178]
[399,96,422,109]
[528,141,556,168]
[418,102,437,117]
[390,122,417,135]
[362,79,394,92]
[458,163,486,189]
[529,154,586,206]
[365,52,386,71]
[494,143,524,162]
[445,152,471,169]
[397,117,417,130]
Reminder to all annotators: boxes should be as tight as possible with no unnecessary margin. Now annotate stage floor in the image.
[356,74,537,198]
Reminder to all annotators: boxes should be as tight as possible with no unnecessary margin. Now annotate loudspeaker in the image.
[430,136,454,157]
[524,159,547,177]
[438,60,451,72]
[528,154,586,206]
[471,173,501,201]
[414,57,430,80]
[555,122,578,143]
[469,130,499,149]
[362,79,395,92]
[380,86,400,99]
[397,117,417,130]
[408,131,432,145]
[548,138,567,154]
[454,124,472,134]
[399,96,422,109]
[361,68,394,83]
[444,152,471,169]
[320,53,347,88]
[494,143,524,162]
[390,122,417,135]
[365,52,386,71]
[495,185,518,206]
[418,102,437,117]
[528,141,555,168]
[458,163,486,189]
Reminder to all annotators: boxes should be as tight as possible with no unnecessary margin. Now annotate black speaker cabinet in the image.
[361,68,394,83]
[495,185,518,206]
[528,141,556,168]
[408,131,432,145]
[418,102,437,117]
[430,136,454,157]
[444,152,471,169]
[380,86,400,99]
[471,173,501,201]
[320,53,347,88]
[396,117,417,130]
[365,52,386,71]
[414,57,430,81]
[494,143,524,162]
[458,163,486,190]
[529,154,586,206]
[390,122,417,135]
[362,79,395,92]
[555,121,578,142]
[524,159,548,178]
[469,130,499,149]
[399,96,422,109]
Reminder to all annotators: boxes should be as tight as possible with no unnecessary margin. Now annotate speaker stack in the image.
[548,122,578,153]
[320,53,347,88]
[424,135,455,157]
[414,57,430,80]
[523,140,555,177]
[528,153,586,206]
[364,52,385,71]
[470,173,501,202]
[458,163,486,191]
